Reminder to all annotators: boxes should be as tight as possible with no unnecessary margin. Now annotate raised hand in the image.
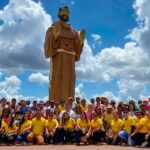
[79,28,86,45]
[52,21,61,39]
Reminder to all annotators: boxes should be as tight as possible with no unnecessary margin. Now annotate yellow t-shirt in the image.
[63,118,75,130]
[146,117,150,129]
[91,118,104,131]
[2,123,17,134]
[32,117,46,135]
[104,112,114,125]
[111,119,123,133]
[135,117,148,133]
[19,120,32,134]
[77,118,90,131]
[46,118,58,131]
[81,105,88,112]
[1,120,5,127]
[59,105,65,112]
[123,116,135,133]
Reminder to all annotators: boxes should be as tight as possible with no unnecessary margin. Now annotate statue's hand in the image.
[79,28,86,46]
[52,21,61,39]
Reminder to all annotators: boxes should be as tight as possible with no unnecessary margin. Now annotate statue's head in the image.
[58,6,70,22]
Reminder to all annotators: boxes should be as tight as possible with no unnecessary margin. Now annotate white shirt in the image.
[59,109,75,119]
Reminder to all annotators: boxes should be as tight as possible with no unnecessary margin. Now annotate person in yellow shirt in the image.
[90,112,105,144]
[106,111,123,145]
[75,112,91,145]
[16,113,32,144]
[103,105,114,130]
[1,115,18,144]
[27,108,46,145]
[45,111,58,144]
[119,110,135,145]
[54,112,76,144]
[58,99,65,112]
[81,99,88,112]
[128,111,148,146]
[0,116,4,143]
[140,111,150,147]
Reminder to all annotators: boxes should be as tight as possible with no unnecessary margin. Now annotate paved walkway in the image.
[0,145,149,150]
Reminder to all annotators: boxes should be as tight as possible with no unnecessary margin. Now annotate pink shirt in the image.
[86,110,93,121]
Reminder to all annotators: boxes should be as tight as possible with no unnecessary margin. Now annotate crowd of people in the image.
[0,96,150,147]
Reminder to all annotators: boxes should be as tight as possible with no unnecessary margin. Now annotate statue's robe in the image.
[44,22,83,102]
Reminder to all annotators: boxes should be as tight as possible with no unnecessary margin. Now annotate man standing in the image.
[44,6,85,102]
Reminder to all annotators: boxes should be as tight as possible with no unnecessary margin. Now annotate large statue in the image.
[44,6,85,102]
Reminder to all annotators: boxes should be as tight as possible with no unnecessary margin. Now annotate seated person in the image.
[89,111,105,144]
[16,113,32,144]
[119,110,135,145]
[27,108,46,145]
[54,112,76,144]
[45,111,58,144]
[1,115,18,144]
[75,112,91,144]
[128,111,148,146]
[106,111,123,145]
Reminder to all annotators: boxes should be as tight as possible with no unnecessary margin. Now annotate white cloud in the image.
[0,0,52,73]
[75,0,150,100]
[91,33,102,49]
[0,74,48,102]
[76,40,149,83]
[0,75,21,100]
[75,83,85,98]
[76,30,150,100]
[28,72,49,83]
[91,33,102,42]
[128,0,150,53]
[117,79,146,100]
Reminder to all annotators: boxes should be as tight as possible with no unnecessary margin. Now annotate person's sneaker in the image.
[23,142,27,146]
[141,141,148,147]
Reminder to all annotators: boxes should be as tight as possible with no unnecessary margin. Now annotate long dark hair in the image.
[2,108,11,116]
[8,115,14,128]
[82,112,88,123]
[61,112,70,126]
[95,105,101,117]
[19,113,28,127]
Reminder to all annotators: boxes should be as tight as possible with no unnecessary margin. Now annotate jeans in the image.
[119,131,130,143]
[1,134,16,144]
[16,131,29,143]
[90,130,105,144]
[131,133,147,146]
[44,134,53,144]
[54,128,75,144]
[75,129,85,143]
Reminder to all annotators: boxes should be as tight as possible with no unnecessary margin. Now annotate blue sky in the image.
[0,0,150,102]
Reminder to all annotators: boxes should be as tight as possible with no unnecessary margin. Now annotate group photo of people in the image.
[0,96,150,147]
